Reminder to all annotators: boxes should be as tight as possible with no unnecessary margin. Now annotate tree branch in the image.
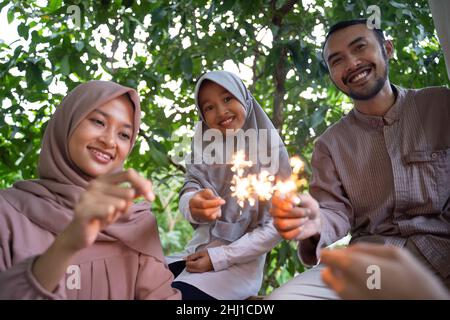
[272,0,299,26]
[278,0,299,15]
[250,47,261,92]
[168,155,187,174]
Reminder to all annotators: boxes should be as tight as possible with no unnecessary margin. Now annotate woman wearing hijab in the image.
[166,70,292,300]
[0,81,180,300]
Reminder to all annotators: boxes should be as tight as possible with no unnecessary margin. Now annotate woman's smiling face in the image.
[68,95,134,178]
[198,80,246,135]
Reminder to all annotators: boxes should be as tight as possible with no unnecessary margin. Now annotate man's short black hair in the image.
[322,19,386,64]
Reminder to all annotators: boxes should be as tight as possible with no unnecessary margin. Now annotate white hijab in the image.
[181,71,291,242]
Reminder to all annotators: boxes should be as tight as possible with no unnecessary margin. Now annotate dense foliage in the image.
[1,0,447,293]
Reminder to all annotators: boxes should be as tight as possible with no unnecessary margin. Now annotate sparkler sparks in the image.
[230,152,307,209]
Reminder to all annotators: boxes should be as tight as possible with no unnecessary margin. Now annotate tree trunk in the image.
[273,46,287,130]
[270,0,299,130]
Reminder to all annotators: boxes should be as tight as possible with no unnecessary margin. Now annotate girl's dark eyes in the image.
[202,96,233,112]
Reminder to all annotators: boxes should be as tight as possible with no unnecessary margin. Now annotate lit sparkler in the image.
[230,152,308,209]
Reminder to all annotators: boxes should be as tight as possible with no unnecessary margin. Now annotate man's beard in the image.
[347,65,388,101]
[338,55,389,101]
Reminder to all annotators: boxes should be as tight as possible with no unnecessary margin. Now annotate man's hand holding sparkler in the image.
[189,189,226,222]
[270,193,322,241]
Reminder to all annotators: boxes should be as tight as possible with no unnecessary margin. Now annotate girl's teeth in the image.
[221,118,233,125]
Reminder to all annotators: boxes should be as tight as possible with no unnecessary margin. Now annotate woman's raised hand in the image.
[64,169,155,251]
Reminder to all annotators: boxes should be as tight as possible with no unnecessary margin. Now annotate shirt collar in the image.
[352,85,406,129]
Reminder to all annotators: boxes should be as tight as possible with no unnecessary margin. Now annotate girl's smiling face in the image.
[198,80,246,135]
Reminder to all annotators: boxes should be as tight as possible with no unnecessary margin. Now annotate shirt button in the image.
[431,152,438,159]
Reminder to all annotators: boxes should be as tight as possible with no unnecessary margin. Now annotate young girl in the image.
[166,70,291,300]
[0,81,180,300]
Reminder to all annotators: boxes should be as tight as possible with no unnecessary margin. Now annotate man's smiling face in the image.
[323,24,393,101]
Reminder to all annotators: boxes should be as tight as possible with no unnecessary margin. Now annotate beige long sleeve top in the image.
[299,85,450,278]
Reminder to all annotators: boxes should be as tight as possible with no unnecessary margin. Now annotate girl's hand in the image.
[62,169,155,251]
[185,251,214,273]
[189,189,225,222]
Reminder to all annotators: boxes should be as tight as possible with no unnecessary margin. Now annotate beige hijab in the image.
[0,81,163,259]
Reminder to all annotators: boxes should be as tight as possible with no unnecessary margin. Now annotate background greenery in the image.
[0,0,448,294]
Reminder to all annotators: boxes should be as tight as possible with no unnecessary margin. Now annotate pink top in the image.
[0,192,180,300]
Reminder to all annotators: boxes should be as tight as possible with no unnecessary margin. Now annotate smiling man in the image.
[267,19,450,299]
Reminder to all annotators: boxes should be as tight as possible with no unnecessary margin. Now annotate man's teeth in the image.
[350,70,369,83]
[90,148,111,160]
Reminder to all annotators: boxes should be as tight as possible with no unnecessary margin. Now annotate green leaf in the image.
[0,114,5,129]
[180,55,193,79]
[287,41,306,74]
[7,6,15,24]
[270,25,279,38]
[31,30,42,43]
[74,41,84,52]
[310,108,325,129]
[48,0,62,13]
[18,24,29,40]
[390,1,408,9]
[9,45,23,66]
[0,2,10,12]
[344,3,355,11]
[152,7,167,23]
[70,55,87,78]
[25,62,44,89]
[123,16,130,37]
[148,140,169,167]
[60,55,70,75]
[216,0,236,13]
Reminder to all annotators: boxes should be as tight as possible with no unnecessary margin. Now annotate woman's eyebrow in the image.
[93,109,133,129]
